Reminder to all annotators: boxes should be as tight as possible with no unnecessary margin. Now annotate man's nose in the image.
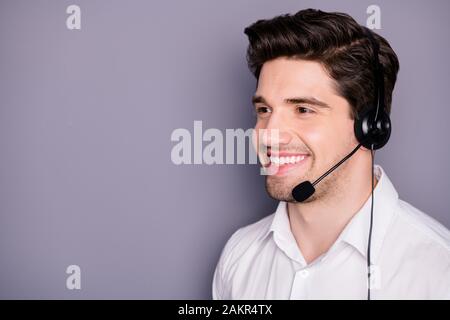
[260,114,292,147]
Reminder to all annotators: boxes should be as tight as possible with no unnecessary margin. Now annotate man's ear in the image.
[350,117,362,149]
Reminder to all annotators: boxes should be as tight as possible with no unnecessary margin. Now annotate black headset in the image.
[354,27,391,150]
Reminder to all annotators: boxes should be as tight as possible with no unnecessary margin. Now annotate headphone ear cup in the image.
[354,106,391,150]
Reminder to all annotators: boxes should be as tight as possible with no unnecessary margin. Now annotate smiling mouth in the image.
[269,155,307,165]
[260,151,310,176]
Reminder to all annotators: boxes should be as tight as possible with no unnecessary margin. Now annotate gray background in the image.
[0,0,448,299]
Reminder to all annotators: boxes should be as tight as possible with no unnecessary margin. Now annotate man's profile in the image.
[212,9,450,299]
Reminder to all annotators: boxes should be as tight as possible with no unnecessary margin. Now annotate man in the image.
[212,9,450,299]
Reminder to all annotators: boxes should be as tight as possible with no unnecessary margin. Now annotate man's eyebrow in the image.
[285,97,331,108]
[252,95,331,109]
[251,95,267,105]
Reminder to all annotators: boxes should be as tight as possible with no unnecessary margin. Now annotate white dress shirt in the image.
[212,165,450,299]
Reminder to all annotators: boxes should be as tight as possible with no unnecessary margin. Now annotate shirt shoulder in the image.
[396,199,450,252]
[220,213,274,270]
[386,200,450,298]
[212,213,274,299]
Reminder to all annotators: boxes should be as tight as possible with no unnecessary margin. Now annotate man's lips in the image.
[259,151,310,175]
[267,152,310,157]
[264,153,310,176]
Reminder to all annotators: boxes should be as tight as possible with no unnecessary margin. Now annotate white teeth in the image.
[269,155,306,165]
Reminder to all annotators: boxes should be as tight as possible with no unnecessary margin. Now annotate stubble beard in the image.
[265,153,351,204]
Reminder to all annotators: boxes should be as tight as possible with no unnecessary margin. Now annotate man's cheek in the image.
[252,127,264,155]
[302,129,330,167]
[303,129,324,153]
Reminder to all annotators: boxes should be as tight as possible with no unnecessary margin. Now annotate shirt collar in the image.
[265,165,399,264]
[339,165,399,262]
[267,200,304,263]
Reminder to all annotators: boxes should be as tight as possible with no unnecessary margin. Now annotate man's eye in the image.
[297,106,314,114]
[256,106,271,114]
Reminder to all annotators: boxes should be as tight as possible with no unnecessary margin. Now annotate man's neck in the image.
[287,154,377,264]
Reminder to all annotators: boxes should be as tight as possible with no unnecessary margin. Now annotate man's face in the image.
[253,57,358,203]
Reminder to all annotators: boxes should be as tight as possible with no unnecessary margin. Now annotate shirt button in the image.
[299,269,309,278]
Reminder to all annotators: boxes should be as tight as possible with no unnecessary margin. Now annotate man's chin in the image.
[266,186,319,203]
[265,178,296,202]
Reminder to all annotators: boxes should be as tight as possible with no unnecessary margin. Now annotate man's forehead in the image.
[256,57,337,99]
